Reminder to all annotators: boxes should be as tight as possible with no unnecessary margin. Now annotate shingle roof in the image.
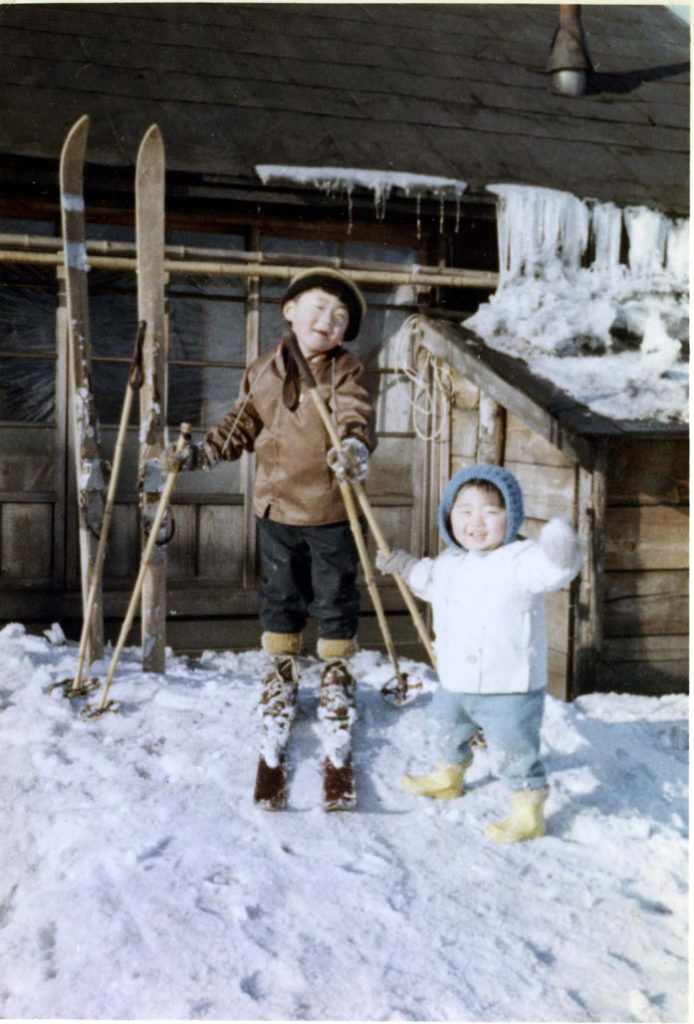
[0,3,689,213]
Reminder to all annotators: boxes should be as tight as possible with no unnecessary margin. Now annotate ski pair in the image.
[253,658,356,812]
[59,115,169,691]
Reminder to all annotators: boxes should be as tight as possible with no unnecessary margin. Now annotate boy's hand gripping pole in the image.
[283,331,437,679]
[49,322,146,699]
[81,422,192,719]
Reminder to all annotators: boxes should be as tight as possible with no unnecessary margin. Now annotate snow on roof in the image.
[465,184,689,425]
[256,165,468,223]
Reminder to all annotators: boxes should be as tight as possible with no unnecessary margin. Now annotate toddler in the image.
[377,463,582,842]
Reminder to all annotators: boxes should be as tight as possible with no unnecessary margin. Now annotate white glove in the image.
[375,548,418,582]
[326,437,370,483]
[164,440,220,473]
[539,517,580,568]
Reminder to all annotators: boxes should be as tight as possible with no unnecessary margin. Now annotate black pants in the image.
[257,517,361,639]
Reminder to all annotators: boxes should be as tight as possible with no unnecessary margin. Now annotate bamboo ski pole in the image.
[335,474,410,702]
[82,422,191,719]
[51,323,146,698]
[283,332,437,669]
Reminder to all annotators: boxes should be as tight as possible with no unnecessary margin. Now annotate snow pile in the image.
[0,623,688,1021]
[465,184,689,423]
[256,164,467,231]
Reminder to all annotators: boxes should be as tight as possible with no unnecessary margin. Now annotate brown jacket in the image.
[206,341,376,526]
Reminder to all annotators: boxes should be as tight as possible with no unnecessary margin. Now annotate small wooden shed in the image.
[413,316,688,700]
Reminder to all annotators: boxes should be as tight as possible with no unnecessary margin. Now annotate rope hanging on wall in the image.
[392,314,453,441]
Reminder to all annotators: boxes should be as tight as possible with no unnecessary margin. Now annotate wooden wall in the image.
[600,438,689,694]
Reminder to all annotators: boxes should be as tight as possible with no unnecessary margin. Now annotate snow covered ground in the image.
[0,623,688,1022]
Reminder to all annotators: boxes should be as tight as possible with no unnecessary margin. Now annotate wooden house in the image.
[0,4,688,698]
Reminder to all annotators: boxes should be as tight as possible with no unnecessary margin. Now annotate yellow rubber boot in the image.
[485,786,549,843]
[400,760,472,800]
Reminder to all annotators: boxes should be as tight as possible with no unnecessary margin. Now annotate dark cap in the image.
[282,267,366,341]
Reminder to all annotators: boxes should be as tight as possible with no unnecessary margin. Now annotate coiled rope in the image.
[391,314,453,441]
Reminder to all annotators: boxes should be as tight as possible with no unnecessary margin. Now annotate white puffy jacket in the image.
[406,518,582,695]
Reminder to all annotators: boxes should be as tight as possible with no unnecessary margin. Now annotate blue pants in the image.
[431,687,547,791]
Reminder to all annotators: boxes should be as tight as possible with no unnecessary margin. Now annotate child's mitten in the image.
[539,517,580,568]
[326,437,369,482]
[164,440,220,473]
[375,548,419,582]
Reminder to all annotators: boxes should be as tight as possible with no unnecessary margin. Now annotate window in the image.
[0,263,57,423]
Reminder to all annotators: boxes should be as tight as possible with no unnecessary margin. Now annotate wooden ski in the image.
[253,661,300,811]
[318,664,357,812]
[135,125,168,672]
[59,114,106,664]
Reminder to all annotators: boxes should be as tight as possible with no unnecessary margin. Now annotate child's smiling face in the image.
[282,287,350,356]
[450,483,508,552]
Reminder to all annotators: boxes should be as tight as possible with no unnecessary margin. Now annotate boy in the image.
[377,463,582,842]
[169,267,375,700]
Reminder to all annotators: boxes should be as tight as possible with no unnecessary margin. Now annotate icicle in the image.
[624,207,669,276]
[489,184,590,281]
[439,195,445,235]
[346,187,354,236]
[560,193,590,271]
[416,195,422,242]
[254,164,467,228]
[454,198,461,234]
[591,201,622,275]
[665,219,689,282]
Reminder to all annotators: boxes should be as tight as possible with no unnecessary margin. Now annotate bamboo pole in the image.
[283,331,437,668]
[0,231,499,281]
[0,247,499,290]
[81,423,191,719]
[336,477,409,701]
[55,323,145,698]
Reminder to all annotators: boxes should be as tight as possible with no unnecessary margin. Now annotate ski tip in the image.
[60,115,90,170]
[137,124,165,158]
[68,114,90,135]
[323,759,356,812]
[254,758,287,811]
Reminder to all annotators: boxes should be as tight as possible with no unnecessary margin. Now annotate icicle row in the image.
[490,183,689,287]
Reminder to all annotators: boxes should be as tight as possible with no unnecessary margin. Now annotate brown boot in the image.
[259,631,301,710]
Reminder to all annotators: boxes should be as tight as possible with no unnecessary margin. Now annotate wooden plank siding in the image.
[598,438,689,695]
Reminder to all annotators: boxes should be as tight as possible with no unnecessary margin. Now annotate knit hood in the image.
[438,463,525,551]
